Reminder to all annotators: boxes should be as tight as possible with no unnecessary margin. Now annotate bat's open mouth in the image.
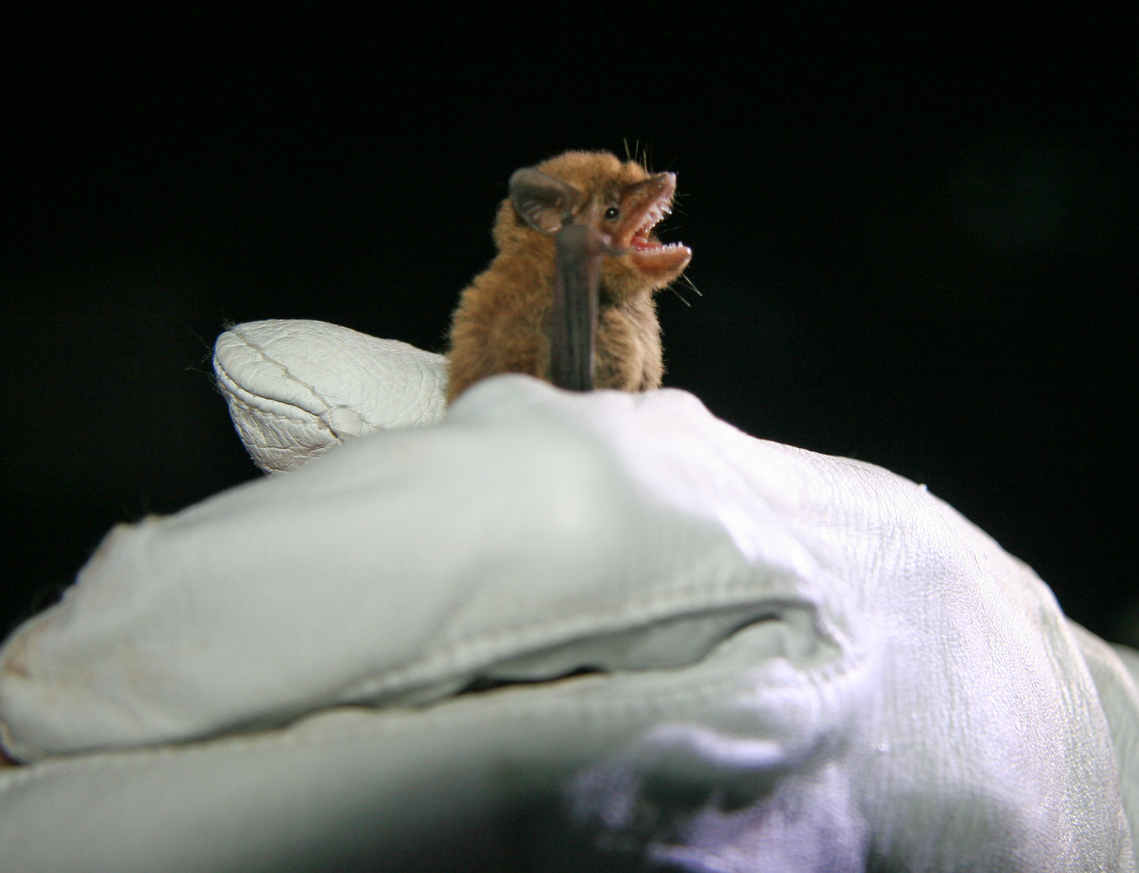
[618,172,693,277]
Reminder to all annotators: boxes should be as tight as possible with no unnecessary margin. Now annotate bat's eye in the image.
[604,206,620,221]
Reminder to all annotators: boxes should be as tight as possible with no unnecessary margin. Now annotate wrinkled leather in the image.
[213,319,447,472]
[0,321,1135,872]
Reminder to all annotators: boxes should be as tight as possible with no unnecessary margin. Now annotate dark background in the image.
[3,7,1136,646]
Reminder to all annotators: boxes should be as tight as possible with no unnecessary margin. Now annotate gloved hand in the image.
[0,319,1135,872]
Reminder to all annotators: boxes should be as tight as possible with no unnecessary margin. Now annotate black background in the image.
[3,6,1136,646]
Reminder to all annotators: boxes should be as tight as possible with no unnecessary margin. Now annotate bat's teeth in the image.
[632,199,673,241]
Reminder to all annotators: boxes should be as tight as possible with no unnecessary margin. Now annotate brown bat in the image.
[446,150,692,402]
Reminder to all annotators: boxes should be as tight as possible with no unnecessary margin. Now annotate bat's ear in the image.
[509,168,584,235]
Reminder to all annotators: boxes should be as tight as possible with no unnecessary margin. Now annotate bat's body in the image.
[446,151,692,402]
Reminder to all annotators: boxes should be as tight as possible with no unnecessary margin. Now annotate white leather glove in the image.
[212,319,448,472]
[0,319,1135,872]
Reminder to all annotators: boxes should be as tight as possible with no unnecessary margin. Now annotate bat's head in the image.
[500,151,692,301]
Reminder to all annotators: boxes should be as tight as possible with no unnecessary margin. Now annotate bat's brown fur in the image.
[446,151,692,402]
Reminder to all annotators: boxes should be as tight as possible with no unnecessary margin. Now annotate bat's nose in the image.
[627,172,676,199]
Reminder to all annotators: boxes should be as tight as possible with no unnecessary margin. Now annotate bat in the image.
[446,151,692,402]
